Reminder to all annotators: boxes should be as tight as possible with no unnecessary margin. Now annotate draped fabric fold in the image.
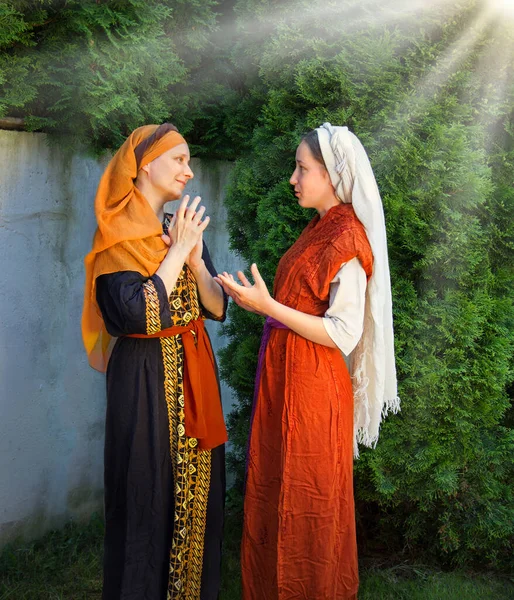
[245,317,289,477]
[316,122,399,454]
[81,124,186,372]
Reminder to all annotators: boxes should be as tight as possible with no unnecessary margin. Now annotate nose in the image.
[184,163,194,180]
[289,168,298,186]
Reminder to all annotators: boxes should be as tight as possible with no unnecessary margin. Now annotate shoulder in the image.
[329,208,373,272]
[330,203,363,230]
[328,205,367,243]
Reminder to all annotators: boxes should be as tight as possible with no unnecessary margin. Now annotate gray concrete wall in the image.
[0,130,239,547]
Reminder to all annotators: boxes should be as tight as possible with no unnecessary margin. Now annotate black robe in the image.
[96,236,226,600]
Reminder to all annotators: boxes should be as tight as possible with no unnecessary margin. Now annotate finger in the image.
[161,234,171,246]
[217,273,241,291]
[250,263,265,285]
[198,215,210,232]
[165,214,176,237]
[224,272,238,286]
[192,205,206,226]
[237,271,252,288]
[177,195,189,220]
[186,196,202,219]
[217,273,233,285]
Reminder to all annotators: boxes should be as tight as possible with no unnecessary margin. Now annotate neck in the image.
[135,179,166,220]
[317,196,340,218]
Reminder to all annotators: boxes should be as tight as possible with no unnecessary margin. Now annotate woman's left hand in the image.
[215,264,272,315]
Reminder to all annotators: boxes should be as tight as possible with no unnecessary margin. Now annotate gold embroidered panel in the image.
[143,276,211,600]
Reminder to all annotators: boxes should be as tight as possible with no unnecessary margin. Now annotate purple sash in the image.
[253,317,289,406]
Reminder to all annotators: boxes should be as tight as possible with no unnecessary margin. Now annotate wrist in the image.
[167,243,189,263]
[187,258,205,274]
[262,296,278,318]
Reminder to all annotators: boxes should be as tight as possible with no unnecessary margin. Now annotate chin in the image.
[167,189,183,201]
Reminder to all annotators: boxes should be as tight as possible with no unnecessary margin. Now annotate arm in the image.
[96,271,172,336]
[188,239,225,320]
[322,257,367,355]
[216,260,367,350]
[155,243,190,297]
[216,264,337,348]
[266,299,338,348]
[95,195,211,336]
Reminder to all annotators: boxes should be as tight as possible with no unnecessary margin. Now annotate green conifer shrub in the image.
[0,0,218,151]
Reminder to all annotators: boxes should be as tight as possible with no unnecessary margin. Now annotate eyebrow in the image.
[296,159,306,165]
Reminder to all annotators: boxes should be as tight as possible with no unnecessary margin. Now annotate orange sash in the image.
[127,319,227,450]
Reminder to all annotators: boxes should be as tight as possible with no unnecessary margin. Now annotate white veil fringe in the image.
[316,123,400,456]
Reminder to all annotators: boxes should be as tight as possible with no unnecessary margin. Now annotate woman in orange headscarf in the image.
[82,123,228,600]
[217,124,399,599]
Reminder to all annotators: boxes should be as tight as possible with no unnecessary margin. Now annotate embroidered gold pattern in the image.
[142,280,161,335]
[142,217,212,600]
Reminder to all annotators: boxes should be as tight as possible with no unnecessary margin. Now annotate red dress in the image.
[241,203,373,600]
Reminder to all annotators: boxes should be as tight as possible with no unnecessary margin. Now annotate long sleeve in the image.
[95,271,172,337]
[198,241,228,322]
[322,257,367,356]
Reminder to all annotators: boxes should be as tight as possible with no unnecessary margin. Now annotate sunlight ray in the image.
[383,5,498,133]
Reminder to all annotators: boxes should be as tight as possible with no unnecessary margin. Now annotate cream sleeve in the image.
[322,257,367,356]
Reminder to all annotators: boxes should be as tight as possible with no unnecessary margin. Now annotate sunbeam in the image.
[487,0,514,17]
[382,5,496,130]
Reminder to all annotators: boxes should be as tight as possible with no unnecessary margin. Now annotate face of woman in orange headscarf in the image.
[290,141,337,216]
[140,142,194,201]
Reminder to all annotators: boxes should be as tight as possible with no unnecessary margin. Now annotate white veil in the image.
[316,123,400,456]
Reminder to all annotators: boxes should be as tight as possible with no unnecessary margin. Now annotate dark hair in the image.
[134,122,180,169]
[301,130,326,167]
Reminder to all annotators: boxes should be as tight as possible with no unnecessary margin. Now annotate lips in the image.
[176,180,186,186]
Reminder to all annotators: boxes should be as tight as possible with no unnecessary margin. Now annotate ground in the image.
[0,513,512,599]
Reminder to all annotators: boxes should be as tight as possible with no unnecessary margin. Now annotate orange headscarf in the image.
[82,124,186,372]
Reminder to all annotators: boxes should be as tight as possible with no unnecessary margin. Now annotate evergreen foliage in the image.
[0,0,219,151]
[220,0,514,569]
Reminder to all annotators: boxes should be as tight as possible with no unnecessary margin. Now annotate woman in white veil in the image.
[217,123,399,599]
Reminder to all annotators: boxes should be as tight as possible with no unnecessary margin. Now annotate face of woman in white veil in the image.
[289,141,339,217]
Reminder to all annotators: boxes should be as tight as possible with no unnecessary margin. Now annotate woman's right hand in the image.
[162,195,210,258]
[214,269,269,317]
